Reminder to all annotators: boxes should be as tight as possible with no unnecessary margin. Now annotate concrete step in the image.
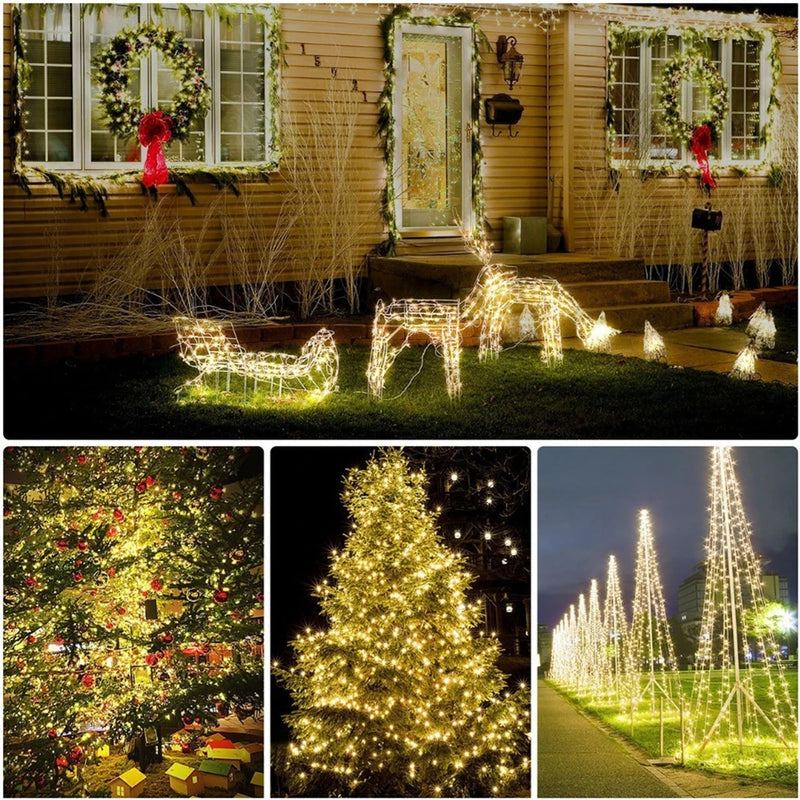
[583,302,695,333]
[563,280,671,308]
[368,254,646,301]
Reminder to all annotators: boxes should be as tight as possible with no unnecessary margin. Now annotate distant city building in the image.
[678,558,791,636]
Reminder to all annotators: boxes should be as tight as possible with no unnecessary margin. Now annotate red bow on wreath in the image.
[138,110,173,188]
[691,124,716,191]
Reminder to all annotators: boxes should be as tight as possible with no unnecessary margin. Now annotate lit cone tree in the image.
[689,447,796,754]
[3,447,263,798]
[603,555,628,704]
[585,578,609,702]
[628,509,680,713]
[273,449,530,798]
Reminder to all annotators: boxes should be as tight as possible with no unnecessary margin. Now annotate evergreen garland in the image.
[10,4,284,215]
[606,20,783,177]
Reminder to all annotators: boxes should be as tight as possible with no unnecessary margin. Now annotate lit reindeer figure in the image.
[367,299,462,400]
[461,263,618,365]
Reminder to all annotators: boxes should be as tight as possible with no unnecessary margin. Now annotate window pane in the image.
[155,7,206,163]
[87,6,142,164]
[649,34,680,159]
[218,12,267,162]
[729,39,761,161]
[20,5,74,163]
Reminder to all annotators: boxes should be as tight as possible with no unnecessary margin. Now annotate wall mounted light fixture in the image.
[496,35,523,90]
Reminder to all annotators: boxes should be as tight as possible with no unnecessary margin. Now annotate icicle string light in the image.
[746,303,777,351]
[730,343,759,381]
[715,292,734,326]
[689,447,796,753]
[643,321,667,362]
[367,300,462,400]
[174,317,339,399]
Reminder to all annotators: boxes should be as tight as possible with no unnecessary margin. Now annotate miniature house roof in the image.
[207,738,234,749]
[236,742,263,754]
[165,763,197,781]
[208,746,249,762]
[251,772,264,787]
[116,768,146,787]
[199,759,233,776]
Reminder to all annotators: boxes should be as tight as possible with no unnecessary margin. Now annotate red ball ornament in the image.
[77,454,87,465]
[160,632,173,644]
[146,475,156,487]
[257,591,264,604]
[56,756,68,769]
[173,490,182,500]
[25,576,37,587]
[181,713,193,726]
[106,526,117,538]
[80,674,94,688]
[68,745,83,763]
[209,484,224,500]
[73,571,83,582]
[181,742,191,753]
[55,538,69,552]
[27,635,36,644]
[212,589,229,604]
[106,622,114,630]
[92,508,105,520]
[145,654,159,666]
[77,541,88,552]
[135,481,147,493]
[47,728,58,739]
[113,509,125,522]
[150,578,163,592]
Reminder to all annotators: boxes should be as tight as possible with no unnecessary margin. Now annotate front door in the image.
[393,23,473,235]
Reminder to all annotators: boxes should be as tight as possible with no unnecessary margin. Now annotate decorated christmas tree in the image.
[3,447,263,797]
[273,449,530,797]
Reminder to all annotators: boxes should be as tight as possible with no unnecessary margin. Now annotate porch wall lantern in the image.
[496,35,523,90]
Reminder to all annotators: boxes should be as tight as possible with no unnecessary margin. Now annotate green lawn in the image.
[551,672,798,786]
[4,344,797,439]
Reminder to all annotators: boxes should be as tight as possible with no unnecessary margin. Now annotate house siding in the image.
[555,5,798,267]
[3,3,548,299]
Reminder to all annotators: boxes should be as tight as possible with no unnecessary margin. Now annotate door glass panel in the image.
[399,31,465,230]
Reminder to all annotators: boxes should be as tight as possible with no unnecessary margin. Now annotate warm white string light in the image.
[689,447,796,754]
[367,299,462,400]
[730,343,759,381]
[174,317,339,399]
[715,292,733,326]
[603,555,628,703]
[629,509,681,713]
[746,302,776,351]
[643,321,667,362]
[462,264,619,365]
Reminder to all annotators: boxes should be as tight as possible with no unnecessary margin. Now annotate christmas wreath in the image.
[92,23,210,143]
[659,52,729,145]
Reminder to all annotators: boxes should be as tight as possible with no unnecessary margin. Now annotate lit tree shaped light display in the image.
[3,447,263,798]
[628,509,681,712]
[689,447,796,754]
[273,449,530,798]
[603,555,628,703]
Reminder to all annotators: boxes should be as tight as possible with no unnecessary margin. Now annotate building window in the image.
[18,3,277,171]
[609,30,772,166]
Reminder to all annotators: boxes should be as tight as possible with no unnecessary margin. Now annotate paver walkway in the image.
[538,681,797,798]
[565,328,797,386]
[538,680,677,797]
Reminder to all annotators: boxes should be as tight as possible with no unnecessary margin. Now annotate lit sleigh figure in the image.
[174,317,339,400]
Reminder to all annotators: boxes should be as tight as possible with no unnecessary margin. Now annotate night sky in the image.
[538,447,798,631]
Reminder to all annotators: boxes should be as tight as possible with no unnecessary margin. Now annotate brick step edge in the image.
[5,322,491,369]
[692,286,797,327]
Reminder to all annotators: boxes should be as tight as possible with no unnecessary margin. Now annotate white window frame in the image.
[392,22,474,235]
[612,30,773,168]
[21,3,274,173]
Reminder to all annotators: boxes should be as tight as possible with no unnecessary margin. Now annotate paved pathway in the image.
[538,681,797,798]
[538,680,677,797]
[564,328,797,386]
